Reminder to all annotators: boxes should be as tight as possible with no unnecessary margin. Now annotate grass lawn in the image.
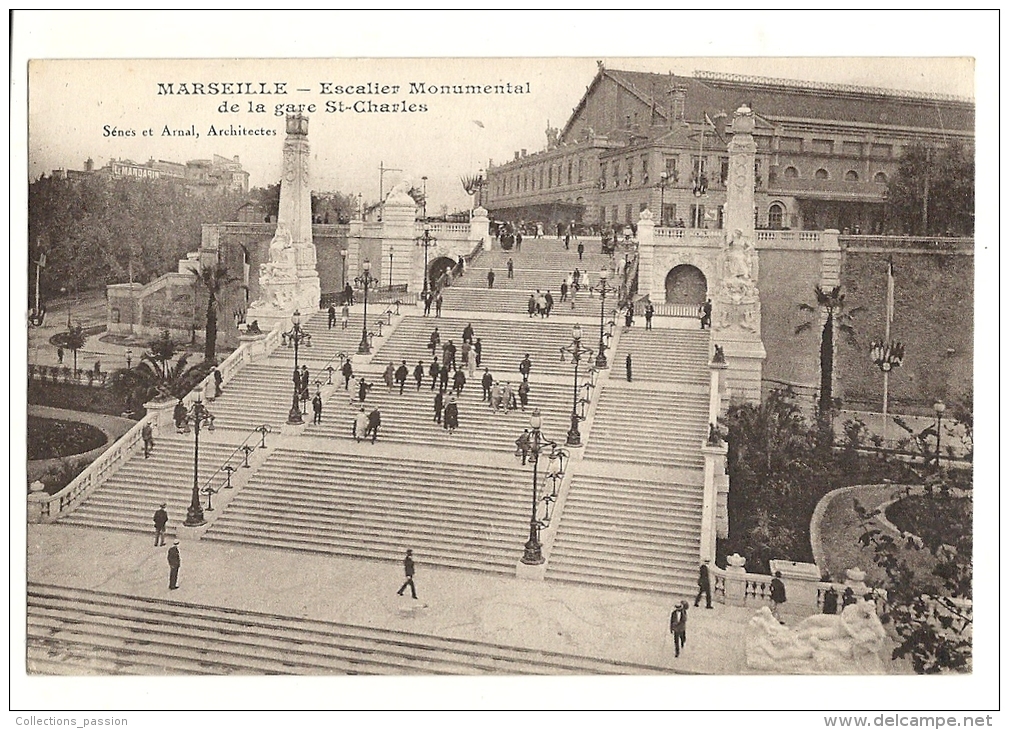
[816,484,957,587]
[27,416,107,460]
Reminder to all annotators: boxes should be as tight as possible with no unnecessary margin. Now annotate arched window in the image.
[768,203,784,230]
[784,166,799,178]
[874,171,888,184]
[815,168,829,180]
[844,170,859,182]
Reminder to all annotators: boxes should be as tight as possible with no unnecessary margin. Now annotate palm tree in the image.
[795,286,861,421]
[64,323,87,377]
[107,330,194,409]
[198,260,232,362]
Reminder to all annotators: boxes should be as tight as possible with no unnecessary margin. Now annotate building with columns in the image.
[485,65,974,235]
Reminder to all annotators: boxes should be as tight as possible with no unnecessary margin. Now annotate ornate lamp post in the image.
[590,267,618,369]
[559,324,594,447]
[870,340,905,446]
[415,227,437,297]
[283,310,312,425]
[340,249,348,291]
[180,399,215,526]
[933,400,946,470]
[356,259,378,355]
[388,249,394,289]
[518,409,548,565]
[656,171,671,227]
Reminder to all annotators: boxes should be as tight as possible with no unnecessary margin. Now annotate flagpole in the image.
[882,258,895,445]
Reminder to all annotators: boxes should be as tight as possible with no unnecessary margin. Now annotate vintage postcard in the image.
[13,10,996,719]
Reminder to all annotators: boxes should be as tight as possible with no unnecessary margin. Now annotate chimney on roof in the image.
[521,149,527,157]
[514,151,520,160]
[233,155,240,163]
[85,158,94,172]
[671,87,686,121]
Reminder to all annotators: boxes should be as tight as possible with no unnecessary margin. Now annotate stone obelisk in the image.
[715,105,766,403]
[280,113,321,311]
[246,114,321,331]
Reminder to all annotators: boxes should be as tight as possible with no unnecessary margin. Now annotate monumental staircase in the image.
[27,583,665,675]
[440,237,614,316]
[34,243,719,673]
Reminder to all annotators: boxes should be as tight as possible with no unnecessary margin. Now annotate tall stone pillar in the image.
[715,106,766,403]
[380,186,418,291]
[246,114,322,330]
[470,207,490,251]
[281,114,321,311]
[636,209,655,302]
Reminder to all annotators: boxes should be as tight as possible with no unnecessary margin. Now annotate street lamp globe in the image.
[572,323,582,341]
[292,309,301,327]
[599,267,608,283]
[530,409,542,431]
[933,400,946,416]
[363,259,371,274]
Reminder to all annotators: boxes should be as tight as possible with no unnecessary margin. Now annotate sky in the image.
[23,14,976,215]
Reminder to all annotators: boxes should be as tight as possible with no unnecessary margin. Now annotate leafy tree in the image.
[885,141,974,236]
[854,483,972,673]
[109,330,200,406]
[250,183,281,220]
[795,286,861,425]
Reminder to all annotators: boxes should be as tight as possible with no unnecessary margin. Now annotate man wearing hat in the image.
[396,549,417,599]
[695,559,712,609]
[153,503,169,547]
[669,601,688,657]
[167,540,181,590]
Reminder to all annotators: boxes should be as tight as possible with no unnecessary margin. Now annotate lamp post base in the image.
[521,537,544,565]
[566,428,582,447]
[184,503,205,527]
[594,351,608,369]
[287,393,304,425]
[357,335,371,355]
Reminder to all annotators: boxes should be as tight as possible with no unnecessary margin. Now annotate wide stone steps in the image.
[202,449,531,574]
[548,474,703,595]
[612,329,711,385]
[584,389,708,468]
[27,583,666,675]
[372,315,605,380]
[311,378,576,454]
[438,287,608,318]
[208,363,299,432]
[267,312,371,365]
[56,438,243,535]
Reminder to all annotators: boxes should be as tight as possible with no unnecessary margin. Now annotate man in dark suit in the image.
[153,504,169,547]
[396,549,418,599]
[695,560,712,608]
[669,601,688,657]
[167,540,181,590]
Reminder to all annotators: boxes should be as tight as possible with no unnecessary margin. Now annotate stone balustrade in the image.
[28,415,153,523]
[28,320,288,524]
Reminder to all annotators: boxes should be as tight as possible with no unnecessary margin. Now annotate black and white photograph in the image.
[11,9,997,720]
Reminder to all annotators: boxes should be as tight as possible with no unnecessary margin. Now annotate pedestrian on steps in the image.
[395,360,409,394]
[507,258,514,279]
[474,338,483,367]
[435,293,443,318]
[353,406,368,441]
[341,359,354,390]
[487,269,496,289]
[153,503,168,546]
[625,353,633,382]
[341,303,350,330]
[142,422,155,458]
[695,560,712,608]
[577,241,585,261]
[413,360,425,390]
[429,357,441,390]
[481,368,493,401]
[397,549,418,599]
[167,540,181,590]
[433,389,444,424]
[443,396,459,433]
[670,601,688,657]
[366,407,382,443]
[383,362,396,391]
[328,303,336,329]
[312,390,323,425]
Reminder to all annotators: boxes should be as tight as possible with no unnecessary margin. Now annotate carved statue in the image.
[545,125,560,150]
[388,178,413,199]
[745,600,889,674]
[724,229,755,282]
[252,223,299,310]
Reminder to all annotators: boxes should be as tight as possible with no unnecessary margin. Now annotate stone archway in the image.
[665,264,707,305]
[429,256,457,290]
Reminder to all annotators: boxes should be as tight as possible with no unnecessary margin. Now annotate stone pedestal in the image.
[770,560,823,615]
[471,207,490,250]
[720,338,768,403]
[144,398,178,434]
[724,553,748,606]
[700,442,728,563]
[515,560,547,581]
[381,189,419,291]
[636,210,655,301]
[239,332,270,363]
